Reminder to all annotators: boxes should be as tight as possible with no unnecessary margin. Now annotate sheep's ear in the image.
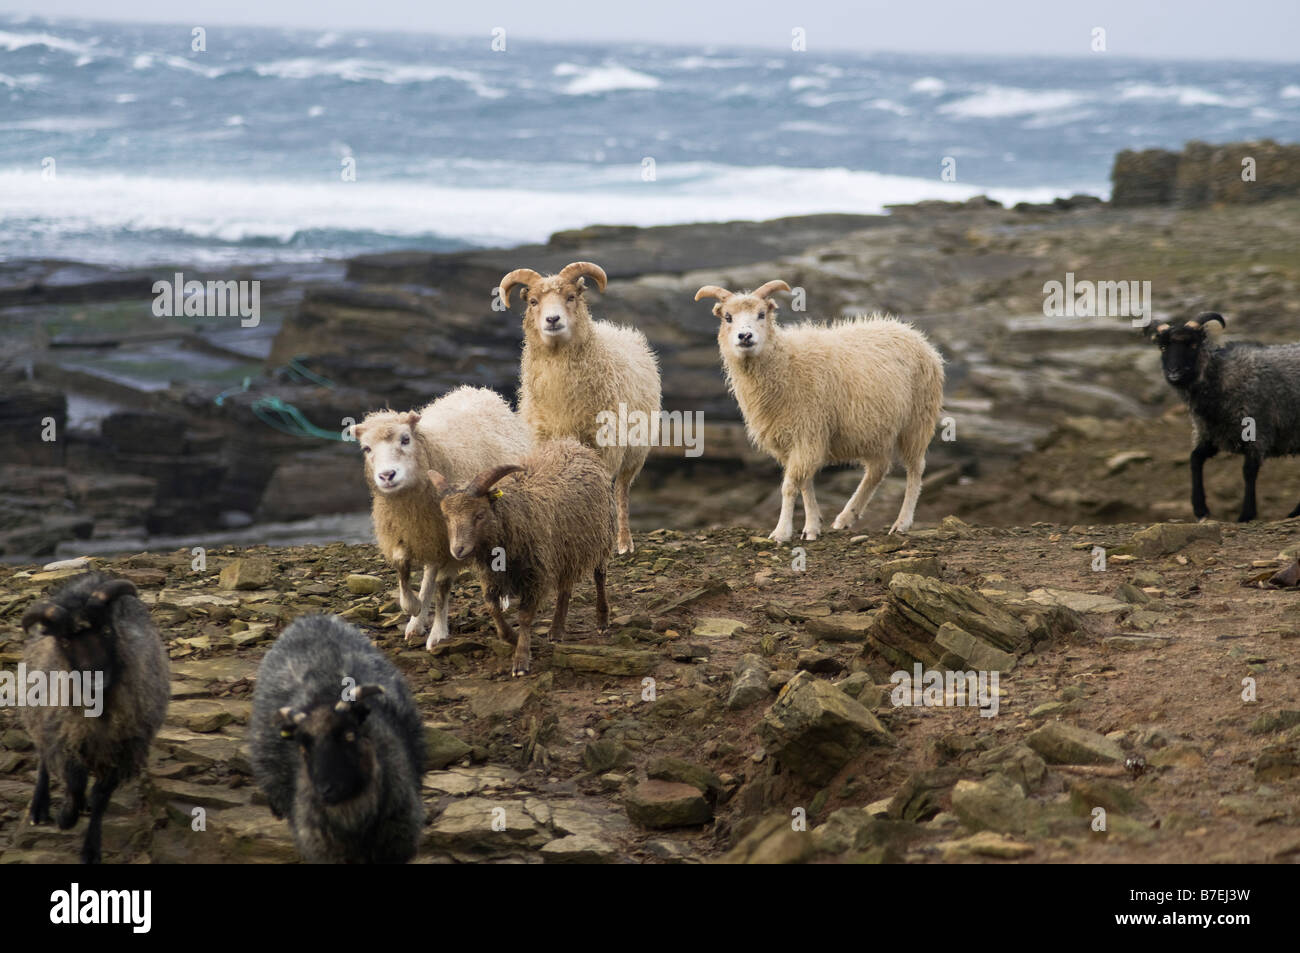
[766,298,780,314]
[427,470,450,495]
[404,412,420,428]
[712,303,724,318]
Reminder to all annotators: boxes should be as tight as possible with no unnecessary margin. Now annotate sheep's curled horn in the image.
[557,261,607,291]
[497,268,541,306]
[21,601,72,637]
[20,578,138,636]
[497,261,608,306]
[336,683,385,710]
[751,279,791,300]
[694,285,733,302]
[1186,312,1226,331]
[468,464,524,497]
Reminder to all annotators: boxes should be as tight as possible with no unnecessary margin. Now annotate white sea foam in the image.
[254,57,504,97]
[0,29,97,56]
[554,62,660,95]
[940,86,1088,118]
[0,164,1093,262]
[0,72,43,89]
[1118,82,1248,108]
[0,117,120,131]
[130,52,227,79]
[671,55,747,70]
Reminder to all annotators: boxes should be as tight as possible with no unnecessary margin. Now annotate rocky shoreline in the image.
[3,141,1298,562]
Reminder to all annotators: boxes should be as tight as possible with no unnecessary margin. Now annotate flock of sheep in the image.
[19,261,1297,865]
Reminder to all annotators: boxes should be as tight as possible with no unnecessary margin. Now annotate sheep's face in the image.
[430,464,522,561]
[353,412,422,495]
[714,293,778,361]
[438,490,495,561]
[21,575,133,695]
[521,276,592,348]
[1152,321,1210,387]
[281,703,374,807]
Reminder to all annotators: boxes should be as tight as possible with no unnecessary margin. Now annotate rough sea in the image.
[2,14,1297,266]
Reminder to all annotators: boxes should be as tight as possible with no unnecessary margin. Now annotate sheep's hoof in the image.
[800,528,820,541]
[831,515,854,531]
[80,839,101,865]
[511,660,531,677]
[888,522,912,535]
[29,803,50,825]
[424,631,449,652]
[404,617,427,642]
[617,538,634,555]
[769,528,793,544]
[57,803,80,830]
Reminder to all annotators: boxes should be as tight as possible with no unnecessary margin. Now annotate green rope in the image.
[213,376,252,407]
[251,395,347,441]
[283,357,337,389]
[213,358,342,440]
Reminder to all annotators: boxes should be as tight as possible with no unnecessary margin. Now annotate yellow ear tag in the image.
[491,489,504,500]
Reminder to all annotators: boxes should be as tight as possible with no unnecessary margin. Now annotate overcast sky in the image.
[2,0,1296,61]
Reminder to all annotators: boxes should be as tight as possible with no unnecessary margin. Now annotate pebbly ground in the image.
[1,510,1298,864]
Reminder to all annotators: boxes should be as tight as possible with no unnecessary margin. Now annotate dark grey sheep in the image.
[20,571,170,864]
[1152,312,1300,521]
[249,614,425,863]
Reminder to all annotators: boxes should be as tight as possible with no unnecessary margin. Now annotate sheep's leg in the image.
[615,469,635,555]
[58,760,88,829]
[396,559,419,618]
[833,459,887,531]
[550,587,571,641]
[406,564,436,644]
[424,573,454,651]
[30,759,51,824]
[1190,441,1218,519]
[770,470,800,543]
[80,770,119,865]
[1239,452,1261,522]
[512,606,536,678]
[1287,497,1300,519]
[800,478,823,540]
[486,593,517,643]
[594,566,609,633]
[889,455,926,535]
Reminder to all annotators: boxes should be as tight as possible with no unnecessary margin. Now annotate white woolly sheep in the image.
[497,261,661,554]
[695,280,945,541]
[351,386,531,649]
